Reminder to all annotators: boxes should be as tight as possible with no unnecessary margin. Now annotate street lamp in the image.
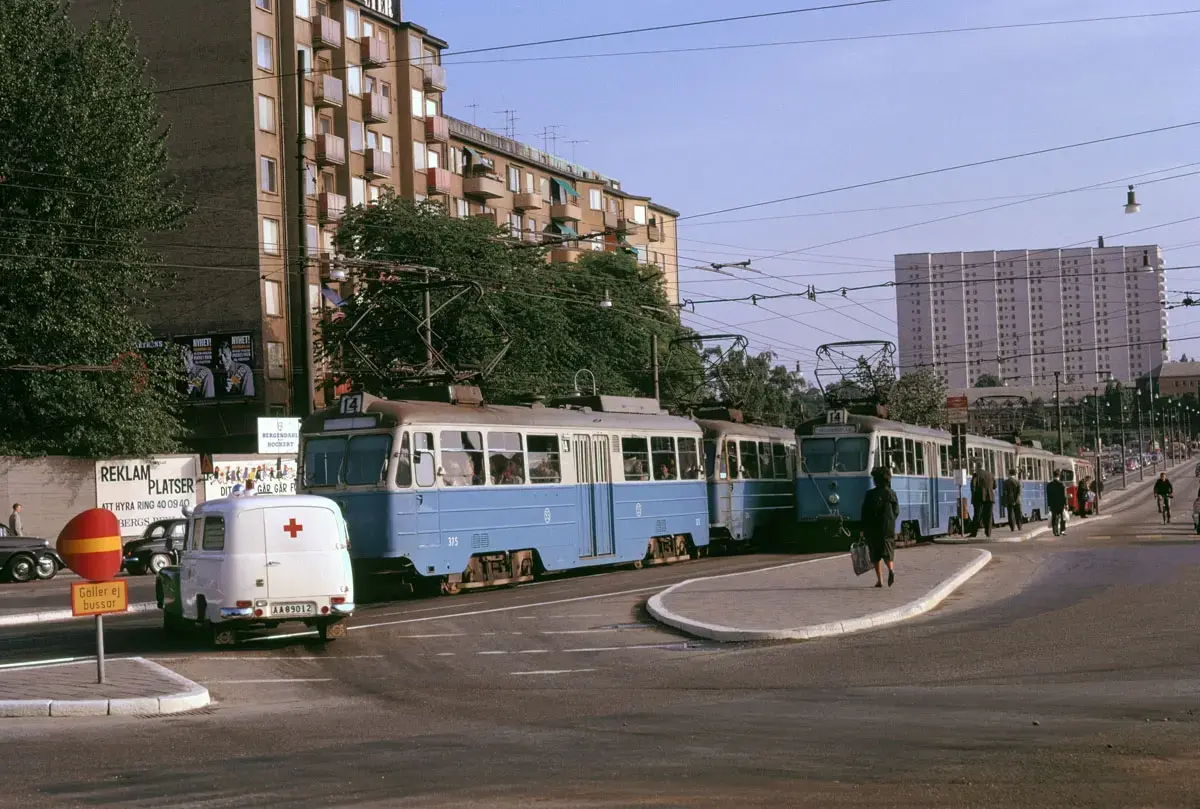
[598,290,613,309]
[1124,184,1141,214]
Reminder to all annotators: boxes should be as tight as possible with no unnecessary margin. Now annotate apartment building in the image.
[70,0,679,452]
[895,245,1167,389]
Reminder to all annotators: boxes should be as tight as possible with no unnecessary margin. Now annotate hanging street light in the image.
[1124,184,1141,214]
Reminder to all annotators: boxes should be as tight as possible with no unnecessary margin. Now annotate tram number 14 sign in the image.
[71,580,129,617]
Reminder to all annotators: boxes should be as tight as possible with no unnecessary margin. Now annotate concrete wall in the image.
[0,458,97,540]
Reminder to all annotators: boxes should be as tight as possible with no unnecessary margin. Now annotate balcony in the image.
[362,92,390,124]
[512,192,543,212]
[618,217,643,235]
[313,74,344,108]
[364,148,392,179]
[463,174,505,200]
[426,167,453,196]
[551,246,582,263]
[316,133,346,166]
[647,221,663,241]
[423,63,447,93]
[318,192,347,223]
[472,210,502,226]
[522,231,543,245]
[313,15,343,50]
[424,115,449,143]
[550,202,582,222]
[362,36,388,68]
[603,211,619,231]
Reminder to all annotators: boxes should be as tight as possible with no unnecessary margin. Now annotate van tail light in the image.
[236,600,252,608]
[254,609,263,617]
[331,596,346,604]
[320,606,329,615]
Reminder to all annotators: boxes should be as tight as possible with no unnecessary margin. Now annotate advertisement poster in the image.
[175,333,256,400]
[257,418,302,455]
[204,458,297,500]
[95,456,200,537]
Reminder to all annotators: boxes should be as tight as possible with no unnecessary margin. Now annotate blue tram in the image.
[695,416,797,548]
[299,387,709,594]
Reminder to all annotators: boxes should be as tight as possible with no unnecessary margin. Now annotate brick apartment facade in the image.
[70,0,680,452]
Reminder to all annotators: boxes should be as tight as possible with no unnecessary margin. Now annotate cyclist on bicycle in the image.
[1153,473,1174,523]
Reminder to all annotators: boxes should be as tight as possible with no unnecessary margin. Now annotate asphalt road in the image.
[2,469,1199,808]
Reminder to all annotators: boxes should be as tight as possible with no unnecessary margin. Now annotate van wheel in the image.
[318,621,346,642]
[209,623,237,647]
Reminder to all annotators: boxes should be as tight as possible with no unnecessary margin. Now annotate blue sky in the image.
[406,0,1200,378]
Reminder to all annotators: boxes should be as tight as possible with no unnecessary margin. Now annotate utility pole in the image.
[1093,386,1102,483]
[1118,393,1128,489]
[1135,393,1145,481]
[1054,371,1064,454]
[291,48,314,417]
[423,267,433,365]
[1148,387,1158,473]
[650,333,660,403]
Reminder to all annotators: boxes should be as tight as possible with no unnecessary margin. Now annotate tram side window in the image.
[800,438,834,474]
[904,439,916,475]
[678,437,701,480]
[395,433,412,487]
[345,434,391,485]
[939,445,950,477]
[915,442,925,476]
[726,440,740,479]
[413,432,436,487]
[622,437,651,481]
[487,432,525,485]
[736,440,759,478]
[441,431,484,486]
[772,443,788,478]
[889,437,906,474]
[527,435,561,484]
[757,442,774,479]
[304,437,347,486]
[703,440,718,478]
[652,436,678,480]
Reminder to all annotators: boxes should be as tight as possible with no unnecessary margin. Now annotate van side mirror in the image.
[181,504,193,517]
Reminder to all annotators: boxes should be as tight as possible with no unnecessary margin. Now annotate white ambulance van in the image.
[157,495,354,644]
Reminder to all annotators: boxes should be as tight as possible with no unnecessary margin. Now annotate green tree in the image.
[973,373,1003,388]
[320,196,702,405]
[885,368,947,427]
[0,1,189,456]
[702,349,818,426]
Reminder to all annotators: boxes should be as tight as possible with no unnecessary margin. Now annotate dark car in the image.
[0,525,64,583]
[122,519,187,576]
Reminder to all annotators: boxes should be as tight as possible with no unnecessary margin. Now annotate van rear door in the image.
[261,505,350,601]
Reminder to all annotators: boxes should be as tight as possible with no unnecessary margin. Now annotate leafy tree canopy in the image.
[700,349,823,427]
[0,1,189,456]
[973,373,1003,388]
[320,196,703,406]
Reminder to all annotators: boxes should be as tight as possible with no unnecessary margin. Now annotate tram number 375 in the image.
[446,537,459,547]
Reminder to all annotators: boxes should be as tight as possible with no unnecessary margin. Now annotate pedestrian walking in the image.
[1003,469,1023,532]
[1047,471,1067,537]
[7,503,21,536]
[860,467,900,588]
[969,462,996,538]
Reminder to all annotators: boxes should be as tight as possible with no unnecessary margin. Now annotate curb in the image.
[932,515,1115,544]
[0,602,158,629]
[0,657,210,718]
[646,549,992,642]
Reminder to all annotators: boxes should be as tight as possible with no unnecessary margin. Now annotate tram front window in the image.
[801,439,835,474]
[304,437,347,487]
[836,437,869,472]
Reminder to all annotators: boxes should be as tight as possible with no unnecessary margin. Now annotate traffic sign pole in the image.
[96,614,106,684]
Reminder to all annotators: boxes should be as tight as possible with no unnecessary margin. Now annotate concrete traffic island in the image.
[647,546,991,642]
[0,657,210,718]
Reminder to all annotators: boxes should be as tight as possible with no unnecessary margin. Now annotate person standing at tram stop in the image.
[1047,470,1068,537]
[860,467,900,588]
[1003,469,1023,533]
[969,462,996,538]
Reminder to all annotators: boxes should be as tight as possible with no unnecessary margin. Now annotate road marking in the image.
[510,669,595,676]
[355,600,487,620]
[208,678,333,684]
[1137,535,1164,540]
[469,642,697,657]
[0,656,90,670]
[151,655,384,662]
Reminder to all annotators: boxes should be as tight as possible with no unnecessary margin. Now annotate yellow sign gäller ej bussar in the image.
[70,579,128,617]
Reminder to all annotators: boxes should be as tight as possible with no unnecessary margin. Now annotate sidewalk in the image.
[647,546,990,642]
[0,658,210,718]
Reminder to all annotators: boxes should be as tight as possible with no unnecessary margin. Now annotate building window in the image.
[366,129,377,150]
[267,342,286,379]
[424,97,438,117]
[540,178,551,202]
[347,65,362,97]
[257,95,276,132]
[256,35,274,72]
[294,0,308,18]
[456,199,469,217]
[304,105,315,139]
[344,6,359,39]
[303,163,317,196]
[632,204,647,225]
[264,279,283,316]
[507,166,520,192]
[589,189,602,210]
[427,148,439,170]
[349,120,363,152]
[351,177,366,207]
[525,172,535,194]
[297,44,312,73]
[260,156,278,194]
[306,223,319,255]
[413,141,427,171]
[411,88,424,119]
[262,218,281,255]
[256,0,273,9]
[381,134,393,154]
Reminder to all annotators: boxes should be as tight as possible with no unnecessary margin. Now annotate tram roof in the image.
[694,419,796,442]
[303,395,702,434]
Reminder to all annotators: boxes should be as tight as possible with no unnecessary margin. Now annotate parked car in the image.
[122,519,187,576]
[0,525,64,583]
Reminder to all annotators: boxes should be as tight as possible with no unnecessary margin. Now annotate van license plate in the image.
[271,603,315,616]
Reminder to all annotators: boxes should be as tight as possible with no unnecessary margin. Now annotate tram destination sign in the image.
[946,395,969,425]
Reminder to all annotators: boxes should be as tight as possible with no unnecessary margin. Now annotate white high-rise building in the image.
[895,245,1167,388]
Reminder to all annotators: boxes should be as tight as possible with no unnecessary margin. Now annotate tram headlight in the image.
[827,493,840,506]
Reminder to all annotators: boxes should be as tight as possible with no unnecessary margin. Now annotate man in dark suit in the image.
[1003,469,1023,532]
[969,462,996,538]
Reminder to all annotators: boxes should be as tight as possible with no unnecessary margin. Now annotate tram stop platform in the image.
[0,658,210,718]
[647,545,991,642]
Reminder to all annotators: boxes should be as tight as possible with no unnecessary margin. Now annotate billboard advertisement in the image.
[203,457,297,500]
[176,333,256,400]
[95,456,201,537]
[257,418,302,455]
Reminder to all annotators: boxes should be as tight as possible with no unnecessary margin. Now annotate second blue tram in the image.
[299,388,710,594]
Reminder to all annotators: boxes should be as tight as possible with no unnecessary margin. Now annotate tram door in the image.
[574,434,615,557]
[926,441,940,531]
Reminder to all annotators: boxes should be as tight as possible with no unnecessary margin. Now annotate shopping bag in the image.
[850,540,871,576]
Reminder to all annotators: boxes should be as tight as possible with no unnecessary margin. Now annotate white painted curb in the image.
[0,601,158,628]
[933,515,1114,544]
[646,549,992,642]
[0,657,210,718]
